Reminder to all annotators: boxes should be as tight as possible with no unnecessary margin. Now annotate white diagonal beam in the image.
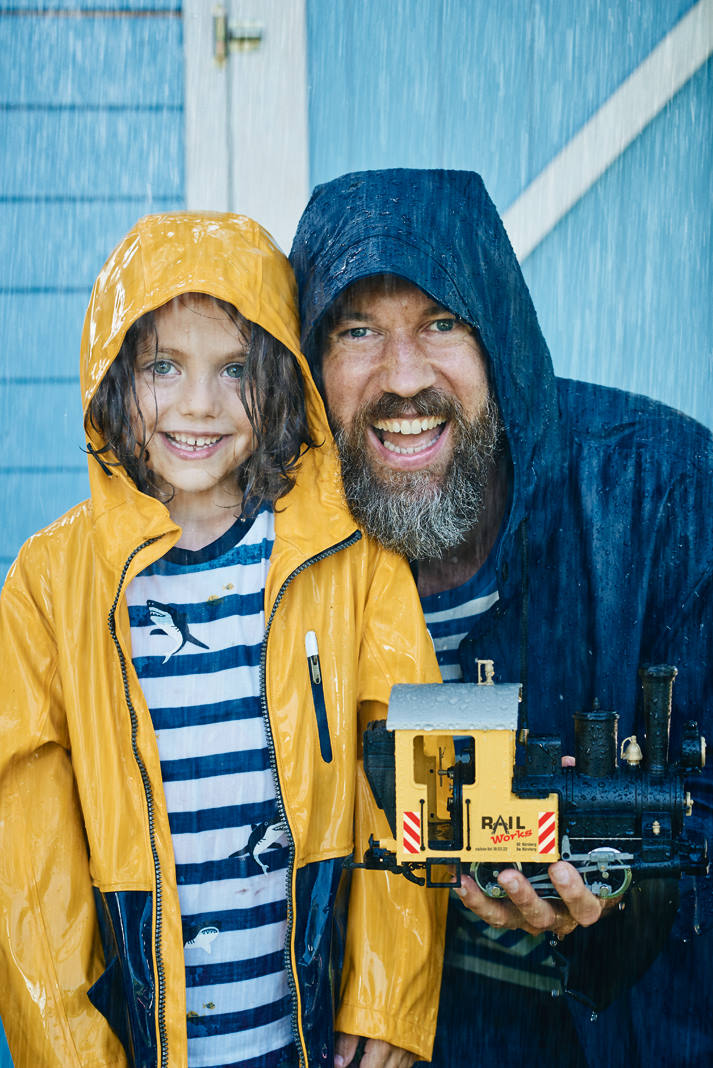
[504,0,713,261]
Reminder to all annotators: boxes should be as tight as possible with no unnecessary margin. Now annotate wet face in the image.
[131,293,255,521]
[322,275,491,477]
[320,275,502,558]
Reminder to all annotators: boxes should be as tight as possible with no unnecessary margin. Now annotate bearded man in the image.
[290,169,713,1068]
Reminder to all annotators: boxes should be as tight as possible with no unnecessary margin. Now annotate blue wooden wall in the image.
[0,2,185,1059]
[0,0,185,586]
[306,0,712,432]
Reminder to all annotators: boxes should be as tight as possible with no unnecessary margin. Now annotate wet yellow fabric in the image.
[0,213,446,1066]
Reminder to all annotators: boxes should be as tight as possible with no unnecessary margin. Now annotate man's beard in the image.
[332,389,503,560]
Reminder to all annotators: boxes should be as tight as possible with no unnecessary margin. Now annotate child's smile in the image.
[161,431,226,457]
[163,432,223,451]
[131,293,255,534]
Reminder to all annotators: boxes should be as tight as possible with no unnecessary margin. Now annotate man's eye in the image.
[431,318,455,332]
[223,363,245,379]
[341,327,370,339]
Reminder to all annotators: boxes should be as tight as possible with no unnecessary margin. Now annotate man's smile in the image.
[366,414,451,469]
[372,415,444,435]
[371,415,447,456]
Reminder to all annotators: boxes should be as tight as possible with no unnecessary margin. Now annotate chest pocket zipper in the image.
[305,630,333,763]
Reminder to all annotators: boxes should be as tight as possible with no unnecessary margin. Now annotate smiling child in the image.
[0,213,446,1068]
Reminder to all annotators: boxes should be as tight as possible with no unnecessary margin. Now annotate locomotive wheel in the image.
[580,848,632,897]
[473,862,524,898]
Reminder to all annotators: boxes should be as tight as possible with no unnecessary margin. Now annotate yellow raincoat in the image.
[0,214,446,1067]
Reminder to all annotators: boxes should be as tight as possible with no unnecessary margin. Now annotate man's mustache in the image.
[357,388,462,424]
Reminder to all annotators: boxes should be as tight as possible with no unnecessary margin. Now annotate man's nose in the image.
[377,335,437,397]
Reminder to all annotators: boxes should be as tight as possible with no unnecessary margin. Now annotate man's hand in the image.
[334,1033,416,1068]
[453,860,618,939]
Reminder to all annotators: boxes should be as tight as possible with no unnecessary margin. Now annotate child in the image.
[0,214,445,1068]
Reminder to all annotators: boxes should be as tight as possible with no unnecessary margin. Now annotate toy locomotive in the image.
[358,662,708,897]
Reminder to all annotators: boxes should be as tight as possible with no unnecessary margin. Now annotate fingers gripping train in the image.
[454,861,612,940]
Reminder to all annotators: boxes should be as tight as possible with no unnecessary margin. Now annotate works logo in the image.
[481,814,533,843]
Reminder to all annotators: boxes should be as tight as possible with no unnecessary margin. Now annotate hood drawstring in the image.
[86,442,114,477]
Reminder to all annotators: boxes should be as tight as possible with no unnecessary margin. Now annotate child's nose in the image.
[179,375,219,417]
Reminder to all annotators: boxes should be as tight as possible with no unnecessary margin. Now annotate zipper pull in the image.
[305,629,322,685]
[305,630,333,763]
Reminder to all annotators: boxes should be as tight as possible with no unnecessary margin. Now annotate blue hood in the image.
[290,168,562,533]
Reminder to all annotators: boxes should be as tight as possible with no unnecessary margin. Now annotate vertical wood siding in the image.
[0,1,185,588]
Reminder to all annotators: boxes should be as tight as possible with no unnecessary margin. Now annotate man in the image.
[290,169,713,1067]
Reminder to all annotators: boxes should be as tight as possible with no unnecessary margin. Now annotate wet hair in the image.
[87,294,313,514]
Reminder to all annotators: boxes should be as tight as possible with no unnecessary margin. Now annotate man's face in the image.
[321,275,502,558]
[322,275,490,481]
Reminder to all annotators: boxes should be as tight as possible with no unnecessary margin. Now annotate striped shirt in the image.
[127,508,296,1068]
[420,552,499,683]
[421,548,562,993]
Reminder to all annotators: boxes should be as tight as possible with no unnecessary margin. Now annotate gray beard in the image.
[333,395,502,560]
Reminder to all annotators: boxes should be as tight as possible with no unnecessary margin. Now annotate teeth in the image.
[167,432,222,448]
[372,415,444,435]
[382,437,438,455]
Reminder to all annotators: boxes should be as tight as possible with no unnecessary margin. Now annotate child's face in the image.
[131,293,254,516]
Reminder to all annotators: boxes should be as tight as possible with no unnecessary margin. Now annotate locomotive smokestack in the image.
[639,664,677,779]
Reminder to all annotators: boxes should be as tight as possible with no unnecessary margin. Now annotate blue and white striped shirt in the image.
[420,553,499,683]
[127,508,296,1067]
[421,545,561,993]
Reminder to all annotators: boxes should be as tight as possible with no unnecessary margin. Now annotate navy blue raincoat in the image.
[291,169,713,1066]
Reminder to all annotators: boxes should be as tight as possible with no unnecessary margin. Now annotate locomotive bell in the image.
[621,735,644,765]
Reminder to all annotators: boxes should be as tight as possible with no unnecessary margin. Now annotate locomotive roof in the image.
[387,683,522,732]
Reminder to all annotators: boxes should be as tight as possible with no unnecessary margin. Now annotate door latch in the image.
[213,6,264,63]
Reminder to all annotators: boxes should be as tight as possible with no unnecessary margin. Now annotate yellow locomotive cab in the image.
[386,674,560,869]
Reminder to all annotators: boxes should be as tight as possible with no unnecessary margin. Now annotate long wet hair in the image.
[87,294,314,514]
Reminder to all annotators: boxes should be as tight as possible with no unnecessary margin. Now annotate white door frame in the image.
[183,0,309,253]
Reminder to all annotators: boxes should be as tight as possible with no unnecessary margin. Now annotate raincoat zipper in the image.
[259,529,362,1068]
[107,535,168,1068]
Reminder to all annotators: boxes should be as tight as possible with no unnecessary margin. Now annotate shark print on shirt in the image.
[147,599,210,664]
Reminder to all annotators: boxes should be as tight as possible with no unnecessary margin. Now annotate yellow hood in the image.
[82,211,328,437]
[79,211,351,572]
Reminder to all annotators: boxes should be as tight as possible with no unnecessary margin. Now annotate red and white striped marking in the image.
[403,811,421,854]
[538,811,557,854]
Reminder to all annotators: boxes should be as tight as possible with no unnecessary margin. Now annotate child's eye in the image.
[223,363,245,379]
[152,359,176,375]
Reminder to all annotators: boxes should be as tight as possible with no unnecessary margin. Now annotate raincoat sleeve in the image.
[642,448,713,932]
[0,543,127,1067]
[559,437,713,1009]
[336,548,448,1060]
